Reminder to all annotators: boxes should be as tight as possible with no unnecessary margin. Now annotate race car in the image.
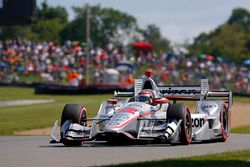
[50,70,233,146]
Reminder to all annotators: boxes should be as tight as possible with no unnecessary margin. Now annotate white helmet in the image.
[136,90,156,104]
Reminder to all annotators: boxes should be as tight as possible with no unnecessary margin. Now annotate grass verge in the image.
[103,150,250,167]
[0,87,111,135]
[231,125,250,134]
[233,96,250,103]
[0,87,250,135]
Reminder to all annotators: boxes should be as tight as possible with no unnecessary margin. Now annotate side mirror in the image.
[154,98,169,104]
[107,99,118,104]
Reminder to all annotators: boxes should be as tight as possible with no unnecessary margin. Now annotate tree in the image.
[140,24,170,53]
[190,7,250,63]
[0,26,38,40]
[32,0,68,42]
[60,5,138,47]
[228,8,250,26]
[0,0,68,42]
[210,24,248,61]
[32,19,64,42]
[36,1,68,24]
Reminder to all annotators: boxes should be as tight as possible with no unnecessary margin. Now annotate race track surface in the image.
[0,134,250,167]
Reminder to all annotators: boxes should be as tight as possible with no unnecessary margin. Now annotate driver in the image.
[136,90,154,104]
[136,89,177,139]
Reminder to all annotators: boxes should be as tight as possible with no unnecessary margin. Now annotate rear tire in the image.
[168,104,192,145]
[60,104,87,146]
[220,105,229,142]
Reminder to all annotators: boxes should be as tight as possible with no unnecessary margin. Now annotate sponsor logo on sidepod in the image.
[201,102,218,114]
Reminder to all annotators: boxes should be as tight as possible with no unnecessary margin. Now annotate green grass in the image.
[233,96,250,103]
[104,150,250,167]
[231,125,250,134]
[0,87,250,135]
[18,74,43,83]
[0,87,111,135]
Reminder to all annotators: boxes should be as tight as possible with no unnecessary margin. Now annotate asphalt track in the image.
[0,134,250,167]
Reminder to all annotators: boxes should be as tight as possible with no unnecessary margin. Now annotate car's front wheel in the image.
[60,104,87,146]
[167,103,192,145]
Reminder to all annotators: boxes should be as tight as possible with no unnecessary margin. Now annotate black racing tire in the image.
[167,104,192,145]
[61,139,82,147]
[61,104,87,127]
[60,104,87,146]
[219,105,229,142]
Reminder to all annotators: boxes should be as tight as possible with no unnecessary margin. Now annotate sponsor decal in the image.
[160,87,200,95]
[106,111,154,129]
[192,118,205,128]
[201,102,218,114]
[128,103,143,108]
[201,104,217,110]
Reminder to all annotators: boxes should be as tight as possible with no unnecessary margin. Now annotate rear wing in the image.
[114,79,233,112]
[159,79,209,100]
[159,79,233,112]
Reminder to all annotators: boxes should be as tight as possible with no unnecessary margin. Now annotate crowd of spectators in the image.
[134,49,250,94]
[0,39,249,94]
[0,39,126,87]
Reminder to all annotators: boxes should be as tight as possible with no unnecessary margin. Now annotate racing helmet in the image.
[136,90,154,104]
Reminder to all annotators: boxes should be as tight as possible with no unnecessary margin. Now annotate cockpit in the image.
[128,90,155,105]
[135,95,153,104]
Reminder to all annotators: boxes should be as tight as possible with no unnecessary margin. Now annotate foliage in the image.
[228,8,250,27]
[36,1,68,24]
[0,0,68,42]
[190,8,250,63]
[60,5,138,47]
[139,24,170,53]
[6,1,250,58]
[32,19,64,42]
[30,0,68,42]
[0,1,169,52]
[0,26,38,41]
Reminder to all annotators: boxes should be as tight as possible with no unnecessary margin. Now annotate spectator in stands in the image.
[0,38,249,94]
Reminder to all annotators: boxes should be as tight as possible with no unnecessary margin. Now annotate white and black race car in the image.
[50,70,233,146]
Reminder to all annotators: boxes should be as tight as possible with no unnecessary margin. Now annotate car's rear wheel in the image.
[168,104,192,145]
[60,104,87,146]
[220,105,229,142]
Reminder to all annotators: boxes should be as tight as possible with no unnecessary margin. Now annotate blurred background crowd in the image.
[1,1,250,95]
[0,39,249,94]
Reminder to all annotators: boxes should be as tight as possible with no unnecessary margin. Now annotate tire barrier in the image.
[1,82,249,96]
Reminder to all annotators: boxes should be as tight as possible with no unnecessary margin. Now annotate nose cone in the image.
[104,102,152,132]
[104,111,134,131]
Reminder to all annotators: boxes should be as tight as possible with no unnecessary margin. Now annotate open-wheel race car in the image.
[50,70,233,146]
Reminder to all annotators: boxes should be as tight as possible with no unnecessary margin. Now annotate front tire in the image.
[60,104,87,146]
[168,104,192,145]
